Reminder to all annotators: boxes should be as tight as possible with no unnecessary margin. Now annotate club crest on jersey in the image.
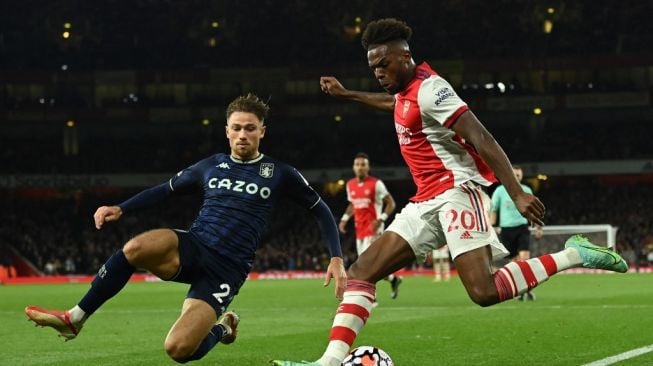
[259,163,274,178]
[402,100,411,118]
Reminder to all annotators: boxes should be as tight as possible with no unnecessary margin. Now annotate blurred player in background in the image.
[25,94,347,364]
[339,152,400,301]
[272,18,628,366]
[431,245,450,282]
[491,165,543,300]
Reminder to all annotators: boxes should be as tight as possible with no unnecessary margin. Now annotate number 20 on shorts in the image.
[446,209,477,232]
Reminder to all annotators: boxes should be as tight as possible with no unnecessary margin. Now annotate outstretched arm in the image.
[451,111,545,226]
[94,182,171,229]
[310,199,347,300]
[320,76,395,112]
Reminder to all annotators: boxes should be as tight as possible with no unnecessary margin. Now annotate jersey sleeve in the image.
[375,179,389,203]
[284,166,321,209]
[345,182,352,202]
[417,75,469,129]
[118,160,203,213]
[169,161,203,193]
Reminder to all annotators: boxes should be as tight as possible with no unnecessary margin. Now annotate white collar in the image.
[229,153,265,164]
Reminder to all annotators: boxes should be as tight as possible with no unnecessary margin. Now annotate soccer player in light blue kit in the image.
[25,94,347,363]
[491,165,542,300]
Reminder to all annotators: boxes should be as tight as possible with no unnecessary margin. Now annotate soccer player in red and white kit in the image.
[339,152,400,300]
[272,18,628,366]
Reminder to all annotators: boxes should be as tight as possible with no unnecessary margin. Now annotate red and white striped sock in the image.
[317,280,376,366]
[493,248,581,301]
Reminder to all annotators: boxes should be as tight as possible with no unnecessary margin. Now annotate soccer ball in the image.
[341,346,394,366]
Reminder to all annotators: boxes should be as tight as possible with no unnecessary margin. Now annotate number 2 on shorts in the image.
[212,283,231,304]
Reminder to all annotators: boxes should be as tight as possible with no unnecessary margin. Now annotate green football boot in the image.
[564,234,628,273]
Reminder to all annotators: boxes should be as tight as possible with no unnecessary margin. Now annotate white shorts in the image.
[356,235,379,256]
[386,182,508,263]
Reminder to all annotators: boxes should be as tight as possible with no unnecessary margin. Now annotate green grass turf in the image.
[1,273,652,366]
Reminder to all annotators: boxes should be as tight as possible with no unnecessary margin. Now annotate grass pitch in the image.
[1,273,652,366]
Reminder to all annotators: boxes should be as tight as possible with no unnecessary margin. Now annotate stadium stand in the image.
[1,176,651,274]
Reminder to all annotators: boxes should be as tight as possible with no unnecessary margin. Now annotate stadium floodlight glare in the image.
[66,120,75,128]
[533,107,542,115]
[211,21,219,28]
[543,20,553,34]
[64,22,72,29]
[62,31,70,39]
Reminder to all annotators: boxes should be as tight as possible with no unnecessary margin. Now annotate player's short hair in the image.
[361,18,413,50]
[226,93,270,123]
[512,165,522,170]
[355,152,370,161]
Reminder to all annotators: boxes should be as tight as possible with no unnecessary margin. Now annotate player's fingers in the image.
[532,198,545,215]
[335,277,346,300]
[530,207,543,220]
[319,77,331,91]
[93,210,104,229]
[323,272,332,287]
[530,215,544,227]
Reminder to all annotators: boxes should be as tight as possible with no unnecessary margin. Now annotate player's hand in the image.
[320,76,349,98]
[324,256,347,300]
[514,192,545,227]
[93,205,123,230]
[370,219,382,233]
[338,220,347,234]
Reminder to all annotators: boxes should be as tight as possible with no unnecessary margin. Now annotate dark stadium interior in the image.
[2,0,653,275]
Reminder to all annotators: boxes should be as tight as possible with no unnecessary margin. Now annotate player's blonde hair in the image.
[226,93,270,123]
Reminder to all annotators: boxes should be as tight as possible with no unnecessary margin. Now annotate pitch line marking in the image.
[581,344,653,366]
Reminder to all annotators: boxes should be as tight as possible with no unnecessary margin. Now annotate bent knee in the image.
[347,261,381,283]
[466,286,499,307]
[122,238,145,262]
[165,340,196,363]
